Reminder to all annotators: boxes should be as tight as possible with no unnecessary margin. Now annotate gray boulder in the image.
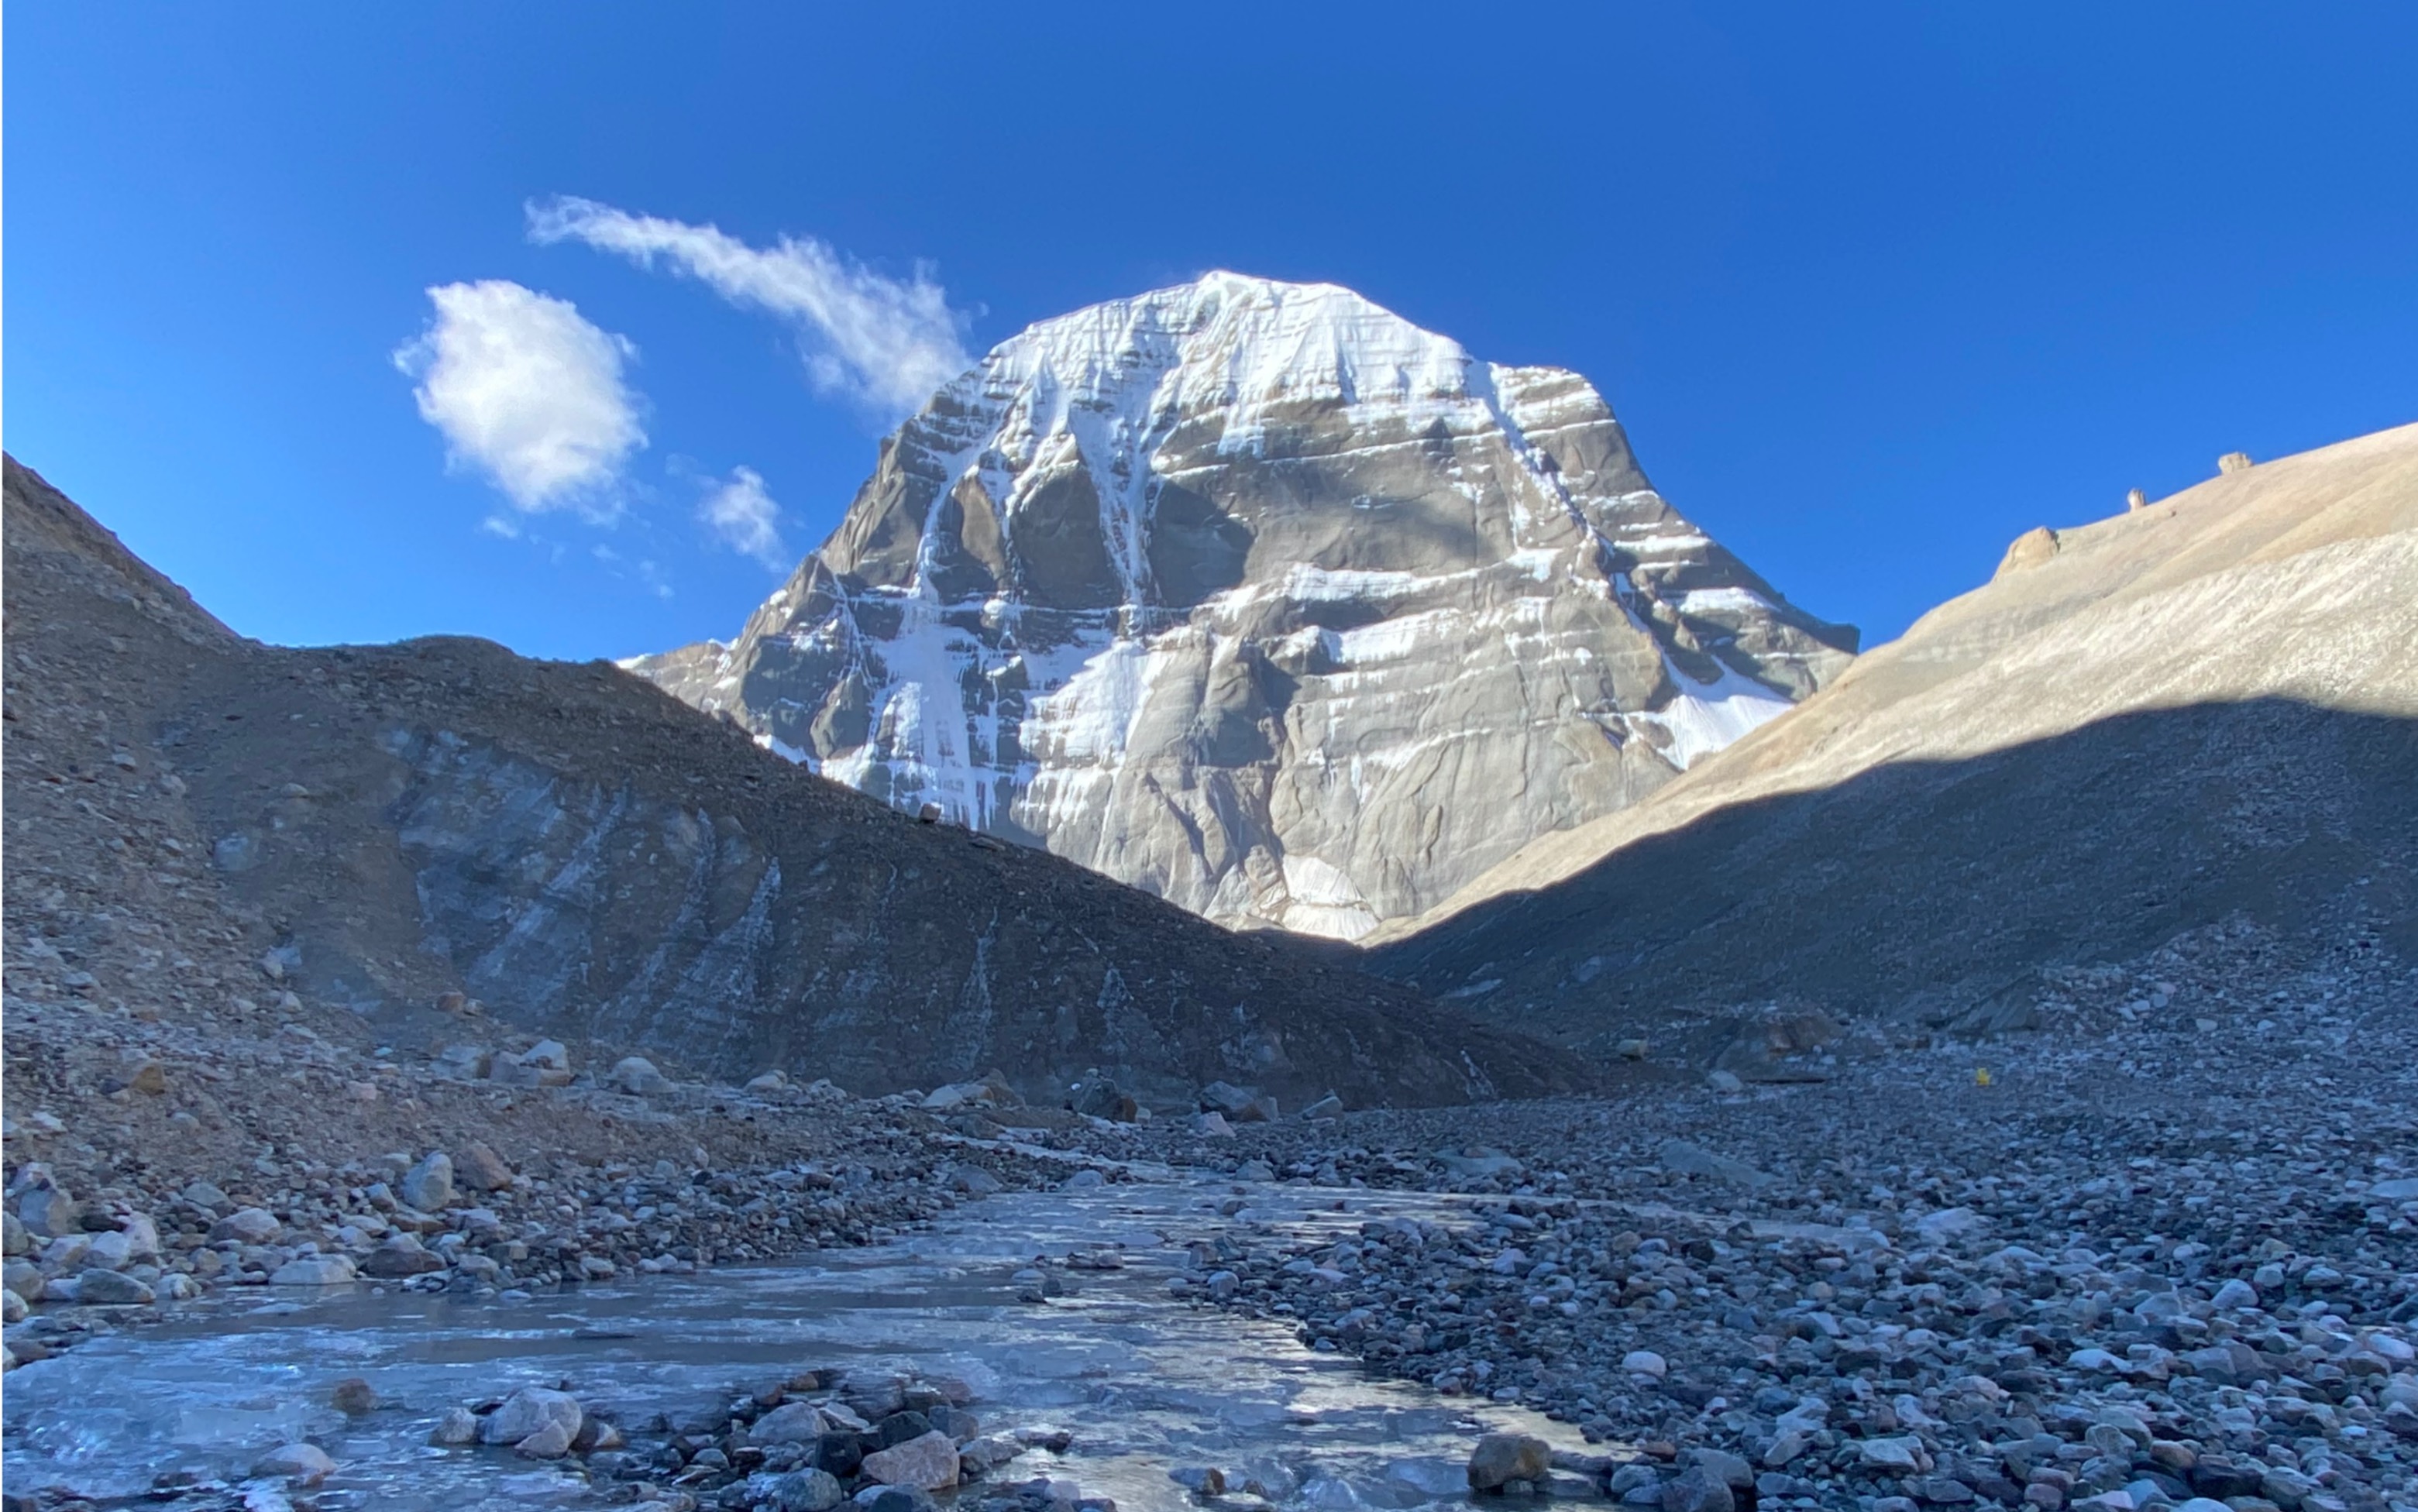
[609,1056,672,1094]
[480,1387,583,1446]
[515,1418,574,1459]
[74,1266,156,1305]
[772,1469,848,1512]
[455,1142,515,1192]
[17,1184,81,1239]
[359,1232,445,1277]
[253,1442,336,1485]
[209,1206,282,1244]
[1656,1139,1774,1188]
[429,1407,480,1445]
[399,1153,454,1211]
[750,1401,828,1445]
[858,1429,959,1490]
[1199,1081,1258,1116]
[1662,1464,1735,1512]
[1070,1078,1138,1122]
[1468,1432,1550,1490]
[269,1255,358,1285]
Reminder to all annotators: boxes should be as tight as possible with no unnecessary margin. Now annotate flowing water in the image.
[2,1170,1606,1510]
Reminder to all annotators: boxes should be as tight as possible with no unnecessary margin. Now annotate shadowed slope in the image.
[4,456,1580,1108]
[1369,424,2418,1051]
[1372,698,2417,1055]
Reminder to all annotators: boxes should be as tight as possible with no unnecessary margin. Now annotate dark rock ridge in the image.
[2,455,1577,1108]
[631,273,1854,939]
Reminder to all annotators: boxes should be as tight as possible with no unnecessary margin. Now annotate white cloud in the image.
[527,196,971,417]
[697,465,789,569]
[394,280,646,517]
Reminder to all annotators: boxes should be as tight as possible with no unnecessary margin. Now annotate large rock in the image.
[1198,1081,1258,1117]
[270,1254,358,1285]
[772,1469,848,1511]
[208,1206,283,1244]
[253,1442,336,1485]
[629,274,1852,940]
[358,1232,446,1277]
[480,1387,583,1446]
[922,1071,1021,1111]
[1655,1139,1773,1189]
[1069,1077,1138,1122]
[16,1184,81,1239]
[430,1407,480,1445]
[74,1266,156,1305]
[515,1418,574,1459]
[1663,1463,1736,1512]
[455,1142,516,1192]
[1467,1432,1550,1490]
[608,1056,671,1095]
[398,1153,454,1211]
[750,1401,829,1445]
[521,1039,571,1070]
[858,1429,960,1490]
[3,1259,44,1301]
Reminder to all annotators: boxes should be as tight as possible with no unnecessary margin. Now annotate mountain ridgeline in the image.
[1367,424,2418,1059]
[1,456,1578,1109]
[632,273,1855,939]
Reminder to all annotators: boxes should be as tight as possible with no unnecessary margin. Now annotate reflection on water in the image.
[3,1174,1605,1510]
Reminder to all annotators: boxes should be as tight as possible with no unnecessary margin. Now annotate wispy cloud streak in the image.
[528,196,970,417]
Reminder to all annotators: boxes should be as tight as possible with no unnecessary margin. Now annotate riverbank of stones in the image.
[1123,921,2418,1512]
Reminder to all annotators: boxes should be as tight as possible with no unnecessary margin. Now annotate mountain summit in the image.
[632,273,1856,936]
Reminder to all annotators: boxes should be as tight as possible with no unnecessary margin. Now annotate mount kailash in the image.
[632,273,1856,937]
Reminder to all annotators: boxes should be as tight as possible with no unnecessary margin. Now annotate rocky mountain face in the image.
[631,273,1855,938]
[1,456,1577,1109]
[1368,424,2418,1057]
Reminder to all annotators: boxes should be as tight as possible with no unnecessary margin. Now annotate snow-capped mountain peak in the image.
[631,274,1856,937]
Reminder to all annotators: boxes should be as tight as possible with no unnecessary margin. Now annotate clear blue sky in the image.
[10,3,2415,659]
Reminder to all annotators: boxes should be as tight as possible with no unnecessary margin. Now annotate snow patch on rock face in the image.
[631,273,1856,936]
[1626,662,1796,771]
[1279,854,1380,941]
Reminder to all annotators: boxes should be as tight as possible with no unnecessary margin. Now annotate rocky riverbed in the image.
[2,1175,1605,1512]
[9,916,2415,1512]
[1072,919,2418,1512]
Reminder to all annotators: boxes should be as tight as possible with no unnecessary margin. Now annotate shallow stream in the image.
[3,1171,1602,1510]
